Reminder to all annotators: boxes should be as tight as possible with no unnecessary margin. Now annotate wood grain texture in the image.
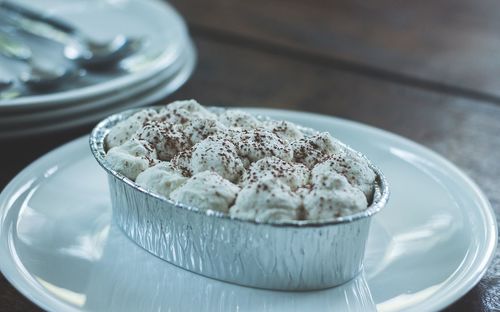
[170,0,500,100]
[1,25,499,312]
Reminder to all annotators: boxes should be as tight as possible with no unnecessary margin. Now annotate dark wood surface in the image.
[1,0,499,311]
[172,0,500,101]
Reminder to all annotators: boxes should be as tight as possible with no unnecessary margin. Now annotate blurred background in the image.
[0,0,499,311]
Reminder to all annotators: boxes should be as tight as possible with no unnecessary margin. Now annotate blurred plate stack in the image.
[0,0,196,139]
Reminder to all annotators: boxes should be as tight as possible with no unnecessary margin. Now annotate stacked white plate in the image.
[0,0,196,139]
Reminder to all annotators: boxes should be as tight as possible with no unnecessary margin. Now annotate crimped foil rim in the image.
[89,106,390,228]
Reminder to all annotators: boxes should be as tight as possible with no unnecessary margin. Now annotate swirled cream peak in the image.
[170,171,240,213]
[303,171,367,220]
[106,109,159,149]
[159,99,218,125]
[136,162,187,198]
[105,100,377,221]
[263,120,304,141]
[292,132,343,168]
[219,109,262,129]
[231,129,294,162]
[242,156,309,190]
[230,177,302,222]
[135,121,191,161]
[183,118,226,144]
[176,136,244,183]
[106,138,157,180]
[312,151,376,199]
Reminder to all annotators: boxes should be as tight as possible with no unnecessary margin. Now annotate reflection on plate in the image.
[0,109,496,312]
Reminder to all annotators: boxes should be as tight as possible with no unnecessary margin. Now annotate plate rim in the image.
[246,108,498,312]
[0,40,196,139]
[0,0,188,110]
[0,40,191,125]
[0,108,497,312]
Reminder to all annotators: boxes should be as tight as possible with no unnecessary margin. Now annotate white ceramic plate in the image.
[0,41,196,139]
[0,0,188,110]
[0,40,196,130]
[0,109,496,312]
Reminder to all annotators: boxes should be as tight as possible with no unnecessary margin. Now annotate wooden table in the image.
[1,0,499,310]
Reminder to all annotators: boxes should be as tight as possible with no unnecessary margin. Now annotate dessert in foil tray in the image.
[91,100,389,290]
[104,99,377,223]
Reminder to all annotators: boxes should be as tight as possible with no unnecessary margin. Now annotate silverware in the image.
[0,77,13,90]
[0,1,143,69]
[0,31,74,90]
[90,107,390,290]
[64,34,142,69]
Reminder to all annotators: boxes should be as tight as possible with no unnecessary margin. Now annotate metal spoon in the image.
[0,1,143,69]
[0,31,73,91]
[64,34,143,69]
[20,60,75,91]
[0,77,13,91]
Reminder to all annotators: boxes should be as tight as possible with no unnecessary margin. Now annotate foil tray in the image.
[89,106,390,290]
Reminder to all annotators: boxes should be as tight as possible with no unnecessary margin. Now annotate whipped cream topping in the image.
[230,177,302,222]
[106,109,159,149]
[263,120,305,141]
[183,118,226,144]
[219,109,262,129]
[135,121,191,161]
[231,129,294,163]
[292,132,343,168]
[136,162,187,198]
[105,100,377,222]
[106,138,157,180]
[303,171,367,220]
[184,136,244,183]
[242,156,309,190]
[312,151,376,199]
[158,100,218,125]
[170,171,240,213]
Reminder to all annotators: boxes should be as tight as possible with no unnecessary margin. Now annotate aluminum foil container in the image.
[89,107,390,290]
